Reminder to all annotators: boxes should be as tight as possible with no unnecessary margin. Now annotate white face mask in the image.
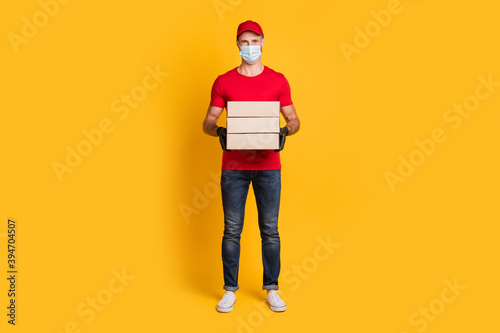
[239,45,262,64]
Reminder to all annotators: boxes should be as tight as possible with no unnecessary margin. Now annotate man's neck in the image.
[237,61,264,77]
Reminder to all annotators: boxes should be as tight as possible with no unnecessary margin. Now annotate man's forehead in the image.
[238,31,262,40]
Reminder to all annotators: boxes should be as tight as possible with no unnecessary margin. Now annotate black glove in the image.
[274,127,289,152]
[217,127,231,152]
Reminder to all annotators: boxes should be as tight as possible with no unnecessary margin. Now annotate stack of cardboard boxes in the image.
[226,101,280,150]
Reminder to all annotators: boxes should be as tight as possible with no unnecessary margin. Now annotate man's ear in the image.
[261,37,265,48]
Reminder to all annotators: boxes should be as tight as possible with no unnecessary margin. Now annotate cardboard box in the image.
[226,101,281,150]
[227,117,280,134]
[227,101,280,117]
[227,133,279,150]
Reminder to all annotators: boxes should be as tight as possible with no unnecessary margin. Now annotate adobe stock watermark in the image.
[340,0,413,64]
[226,235,340,333]
[179,153,270,224]
[385,74,499,192]
[282,235,340,291]
[7,0,72,54]
[51,65,168,183]
[179,170,221,224]
[398,277,467,333]
[213,0,244,21]
[179,149,278,225]
[48,267,135,333]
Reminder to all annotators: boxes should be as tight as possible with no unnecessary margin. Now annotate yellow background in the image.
[1,0,499,332]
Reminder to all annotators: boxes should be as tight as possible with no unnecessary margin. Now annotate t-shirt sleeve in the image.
[210,76,226,108]
[278,75,293,107]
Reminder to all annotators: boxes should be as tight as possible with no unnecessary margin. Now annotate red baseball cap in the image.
[237,20,264,38]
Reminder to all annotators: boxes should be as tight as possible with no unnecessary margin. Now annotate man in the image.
[202,20,300,313]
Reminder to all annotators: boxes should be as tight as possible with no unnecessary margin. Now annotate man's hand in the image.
[217,127,231,152]
[274,127,289,152]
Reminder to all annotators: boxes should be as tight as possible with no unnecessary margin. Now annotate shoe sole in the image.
[216,300,236,313]
[216,306,233,313]
[266,300,287,312]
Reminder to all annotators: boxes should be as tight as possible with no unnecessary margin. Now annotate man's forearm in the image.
[285,119,300,136]
[203,121,219,137]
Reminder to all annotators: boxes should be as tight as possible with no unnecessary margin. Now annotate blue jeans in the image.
[220,169,281,291]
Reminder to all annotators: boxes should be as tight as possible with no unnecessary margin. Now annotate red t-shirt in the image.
[210,66,293,170]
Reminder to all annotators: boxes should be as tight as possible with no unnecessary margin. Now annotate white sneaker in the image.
[266,290,287,312]
[217,291,237,313]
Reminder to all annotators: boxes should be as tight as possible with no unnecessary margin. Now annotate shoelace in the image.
[268,290,283,303]
[221,293,235,305]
